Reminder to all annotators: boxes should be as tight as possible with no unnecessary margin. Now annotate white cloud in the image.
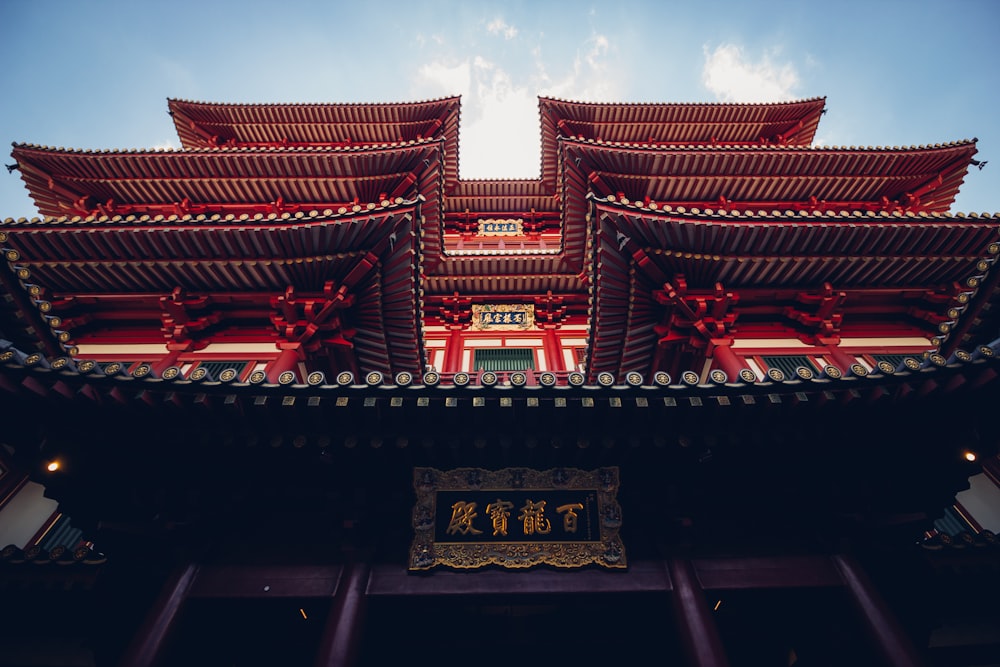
[415,60,472,100]
[486,18,518,40]
[461,60,539,178]
[411,32,621,178]
[535,34,617,102]
[702,44,799,102]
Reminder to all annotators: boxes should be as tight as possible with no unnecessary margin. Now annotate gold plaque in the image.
[470,304,534,331]
[477,218,523,236]
[409,467,626,570]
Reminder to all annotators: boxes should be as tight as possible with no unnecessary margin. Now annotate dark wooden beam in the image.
[118,563,198,667]
[188,565,342,599]
[668,558,730,667]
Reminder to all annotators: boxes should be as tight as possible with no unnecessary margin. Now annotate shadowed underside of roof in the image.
[564,140,978,214]
[539,96,828,182]
[167,97,462,188]
[10,142,443,218]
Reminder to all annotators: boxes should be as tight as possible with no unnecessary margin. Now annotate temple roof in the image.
[168,97,462,187]
[0,203,426,373]
[0,334,997,398]
[586,197,1000,379]
[564,139,978,213]
[0,201,419,293]
[444,179,558,214]
[594,196,1000,288]
[11,142,443,218]
[539,97,827,182]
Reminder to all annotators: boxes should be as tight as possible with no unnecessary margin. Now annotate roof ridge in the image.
[538,95,827,107]
[591,192,1000,219]
[167,95,463,108]
[1,195,424,227]
[560,136,978,152]
[11,137,444,155]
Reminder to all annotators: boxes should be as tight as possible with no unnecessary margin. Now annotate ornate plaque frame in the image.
[409,467,626,570]
[470,304,534,331]
[477,218,523,236]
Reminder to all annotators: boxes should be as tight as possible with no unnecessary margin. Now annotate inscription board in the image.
[409,467,626,570]
[470,304,534,331]
[477,218,523,236]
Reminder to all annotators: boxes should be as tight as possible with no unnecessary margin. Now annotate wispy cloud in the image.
[415,60,472,100]
[537,34,617,102]
[416,56,537,178]
[413,30,619,178]
[701,44,799,102]
[486,18,518,40]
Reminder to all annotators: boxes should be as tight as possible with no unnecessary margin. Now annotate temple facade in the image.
[0,95,998,666]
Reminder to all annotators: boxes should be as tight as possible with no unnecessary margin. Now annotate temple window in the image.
[96,361,132,375]
[473,348,536,372]
[184,360,251,382]
[759,355,822,379]
[869,353,911,371]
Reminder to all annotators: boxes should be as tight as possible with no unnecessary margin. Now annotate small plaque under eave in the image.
[409,466,626,571]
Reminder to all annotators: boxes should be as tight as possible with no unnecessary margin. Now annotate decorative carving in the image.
[160,287,221,343]
[271,281,356,352]
[653,278,739,361]
[783,283,846,336]
[533,291,567,327]
[436,292,472,328]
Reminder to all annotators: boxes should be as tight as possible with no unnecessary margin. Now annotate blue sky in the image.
[1,0,998,218]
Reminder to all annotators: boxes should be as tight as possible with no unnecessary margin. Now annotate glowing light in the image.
[299,608,308,620]
[713,600,722,611]
[46,461,60,472]
[964,451,977,462]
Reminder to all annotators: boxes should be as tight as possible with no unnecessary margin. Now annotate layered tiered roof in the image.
[538,97,828,182]
[2,94,995,388]
[167,97,461,186]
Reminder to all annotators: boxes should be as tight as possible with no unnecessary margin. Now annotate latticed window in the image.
[38,514,83,551]
[473,348,536,372]
[761,355,818,377]
[871,354,911,370]
[190,361,249,381]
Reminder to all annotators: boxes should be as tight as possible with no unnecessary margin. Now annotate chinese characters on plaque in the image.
[477,218,523,236]
[470,304,534,331]
[409,467,626,570]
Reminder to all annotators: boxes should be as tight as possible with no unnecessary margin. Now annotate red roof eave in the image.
[564,139,978,213]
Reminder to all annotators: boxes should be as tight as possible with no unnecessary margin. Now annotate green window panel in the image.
[761,355,818,377]
[473,348,536,372]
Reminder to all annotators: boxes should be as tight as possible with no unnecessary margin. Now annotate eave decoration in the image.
[409,466,626,571]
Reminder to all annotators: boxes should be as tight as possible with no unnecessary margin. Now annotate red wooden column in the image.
[266,343,303,383]
[119,563,199,667]
[668,558,730,667]
[313,562,371,667]
[442,326,465,372]
[823,345,859,373]
[708,340,745,380]
[541,324,565,372]
[832,554,926,667]
[150,350,182,376]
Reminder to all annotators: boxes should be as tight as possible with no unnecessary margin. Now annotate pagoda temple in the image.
[1,95,998,666]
